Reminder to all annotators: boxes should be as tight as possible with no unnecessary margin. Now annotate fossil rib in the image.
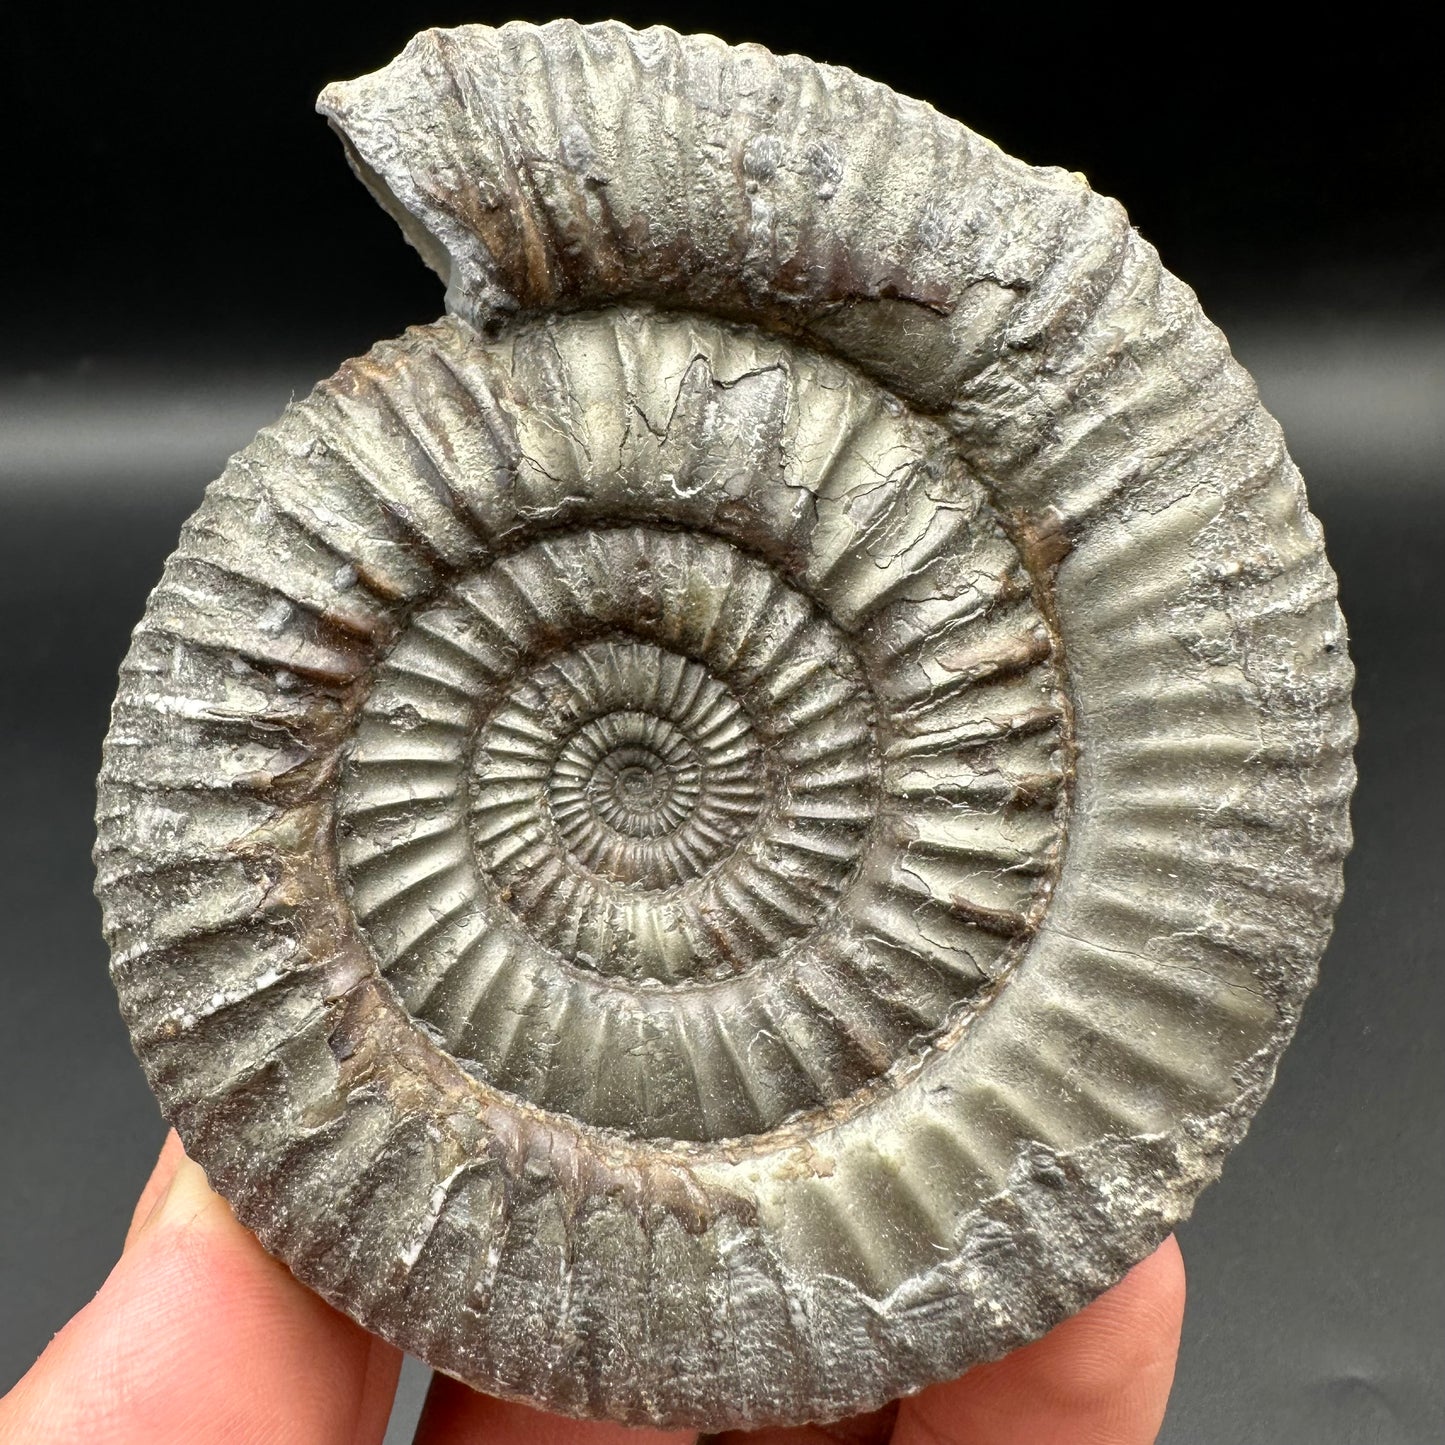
[94,20,1355,1430]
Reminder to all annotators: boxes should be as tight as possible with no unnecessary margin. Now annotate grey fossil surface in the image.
[93,20,1356,1430]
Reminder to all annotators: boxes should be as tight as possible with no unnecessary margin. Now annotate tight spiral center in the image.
[529,669,766,890]
[555,713,700,840]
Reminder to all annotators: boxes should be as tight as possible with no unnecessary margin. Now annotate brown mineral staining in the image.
[1013,506,1075,575]
[95,20,1353,1430]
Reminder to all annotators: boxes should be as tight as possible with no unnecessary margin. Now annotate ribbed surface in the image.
[94,20,1354,1430]
[305,318,1066,1143]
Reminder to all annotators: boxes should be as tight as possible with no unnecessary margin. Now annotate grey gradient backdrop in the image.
[2,6,1442,1441]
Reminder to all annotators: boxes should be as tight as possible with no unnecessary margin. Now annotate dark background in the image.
[2,6,1441,1441]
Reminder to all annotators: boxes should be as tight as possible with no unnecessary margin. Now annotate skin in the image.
[0,1133,1185,1444]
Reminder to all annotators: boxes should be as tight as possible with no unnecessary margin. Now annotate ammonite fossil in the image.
[94,21,1356,1430]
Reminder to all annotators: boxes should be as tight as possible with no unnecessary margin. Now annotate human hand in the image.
[0,1132,1184,1444]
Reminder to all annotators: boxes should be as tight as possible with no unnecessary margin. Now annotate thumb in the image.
[0,1131,401,1445]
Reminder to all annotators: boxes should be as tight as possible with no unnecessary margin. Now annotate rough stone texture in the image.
[93,21,1356,1430]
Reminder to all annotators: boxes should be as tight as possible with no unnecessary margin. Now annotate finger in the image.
[124,1129,187,1246]
[357,1336,407,1444]
[892,1235,1186,1445]
[704,1400,899,1445]
[413,1373,699,1445]
[0,1136,403,1445]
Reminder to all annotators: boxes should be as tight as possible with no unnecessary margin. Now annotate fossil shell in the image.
[94,20,1356,1430]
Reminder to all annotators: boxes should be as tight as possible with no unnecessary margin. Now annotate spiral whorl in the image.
[329,321,1067,1141]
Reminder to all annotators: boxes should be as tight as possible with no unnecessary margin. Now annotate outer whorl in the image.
[94,20,1356,1430]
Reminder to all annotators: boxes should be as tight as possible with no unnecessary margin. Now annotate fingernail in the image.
[141,1154,223,1235]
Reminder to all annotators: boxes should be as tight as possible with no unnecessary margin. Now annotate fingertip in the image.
[1144,1233,1187,1317]
[124,1128,187,1247]
[894,1236,1186,1445]
[5,1139,399,1445]
[1018,1236,1186,1412]
[137,1152,232,1238]
[357,1336,407,1444]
